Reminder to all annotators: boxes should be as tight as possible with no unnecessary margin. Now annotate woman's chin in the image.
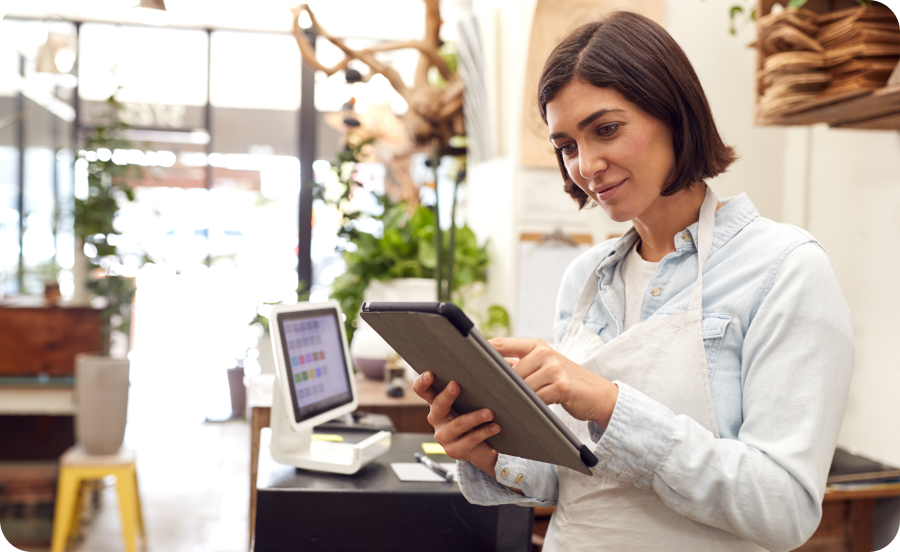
[598,202,635,224]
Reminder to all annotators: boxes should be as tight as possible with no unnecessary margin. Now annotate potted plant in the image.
[71,96,143,454]
[320,133,509,380]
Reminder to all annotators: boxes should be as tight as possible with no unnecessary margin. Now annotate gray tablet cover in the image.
[360,310,593,475]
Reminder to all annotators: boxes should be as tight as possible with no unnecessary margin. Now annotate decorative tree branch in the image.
[291,1,464,149]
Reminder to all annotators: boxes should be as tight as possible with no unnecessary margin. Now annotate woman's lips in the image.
[595,179,625,201]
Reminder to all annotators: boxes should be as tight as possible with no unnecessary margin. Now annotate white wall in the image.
[796,127,900,465]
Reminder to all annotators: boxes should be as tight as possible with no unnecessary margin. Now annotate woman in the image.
[412,10,854,552]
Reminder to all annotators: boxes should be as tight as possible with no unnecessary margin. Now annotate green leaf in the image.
[418,238,437,269]
[787,0,808,8]
[486,305,510,328]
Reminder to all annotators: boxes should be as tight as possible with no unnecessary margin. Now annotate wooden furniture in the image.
[0,303,101,547]
[0,303,99,462]
[0,461,58,548]
[758,84,900,129]
[530,488,900,552]
[0,377,77,462]
[253,428,533,552]
[796,487,900,552]
[0,303,102,377]
[247,374,431,549]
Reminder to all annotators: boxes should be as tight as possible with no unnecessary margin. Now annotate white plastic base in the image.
[269,383,391,475]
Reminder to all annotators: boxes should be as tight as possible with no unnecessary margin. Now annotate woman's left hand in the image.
[490,338,619,429]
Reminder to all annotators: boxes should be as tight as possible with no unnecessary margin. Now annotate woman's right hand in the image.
[412,371,501,476]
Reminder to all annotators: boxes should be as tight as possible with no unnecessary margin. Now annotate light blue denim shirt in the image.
[457,193,854,552]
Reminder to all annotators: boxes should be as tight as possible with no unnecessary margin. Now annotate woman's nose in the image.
[579,150,609,180]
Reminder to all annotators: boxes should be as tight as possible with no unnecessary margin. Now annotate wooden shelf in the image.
[754,0,900,130]
[824,485,900,502]
[759,84,900,130]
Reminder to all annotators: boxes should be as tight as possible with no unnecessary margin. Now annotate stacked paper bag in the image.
[756,5,899,119]
[817,5,899,96]
[756,9,828,118]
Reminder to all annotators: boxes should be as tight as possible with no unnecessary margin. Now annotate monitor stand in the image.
[269,381,392,475]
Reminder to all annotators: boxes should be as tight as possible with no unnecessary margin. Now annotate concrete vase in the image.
[74,353,130,455]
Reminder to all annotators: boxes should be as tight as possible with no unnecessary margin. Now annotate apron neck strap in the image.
[688,185,717,310]
[570,186,718,324]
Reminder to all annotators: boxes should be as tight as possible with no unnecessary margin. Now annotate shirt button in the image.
[515,474,524,484]
[682,232,692,242]
[651,286,661,296]
[501,468,509,479]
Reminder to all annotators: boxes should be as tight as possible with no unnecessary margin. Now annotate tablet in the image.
[360,302,598,475]
[270,301,359,433]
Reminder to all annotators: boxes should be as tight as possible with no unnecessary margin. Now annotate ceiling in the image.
[3,0,474,40]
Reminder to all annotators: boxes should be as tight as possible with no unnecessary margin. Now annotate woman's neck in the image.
[632,183,709,263]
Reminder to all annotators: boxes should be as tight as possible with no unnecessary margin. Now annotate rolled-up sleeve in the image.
[457,454,559,507]
[587,242,853,552]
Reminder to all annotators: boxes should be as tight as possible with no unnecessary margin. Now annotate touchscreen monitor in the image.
[275,308,353,424]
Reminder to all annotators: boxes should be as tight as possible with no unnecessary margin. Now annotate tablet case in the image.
[360,302,596,475]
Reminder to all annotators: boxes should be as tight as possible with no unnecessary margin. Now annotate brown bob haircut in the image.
[538,11,737,209]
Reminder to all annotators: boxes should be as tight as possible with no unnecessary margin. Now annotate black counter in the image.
[255,430,533,552]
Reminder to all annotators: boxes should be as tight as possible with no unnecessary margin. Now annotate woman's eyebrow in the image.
[549,108,627,141]
[577,108,624,131]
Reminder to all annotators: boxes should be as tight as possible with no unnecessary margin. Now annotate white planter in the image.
[351,278,436,380]
[74,353,130,455]
[71,242,91,306]
[256,334,277,375]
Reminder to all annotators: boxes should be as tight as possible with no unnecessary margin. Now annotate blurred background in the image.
[0,0,899,551]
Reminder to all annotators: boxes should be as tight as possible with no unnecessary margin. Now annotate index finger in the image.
[412,371,438,405]
[489,337,546,359]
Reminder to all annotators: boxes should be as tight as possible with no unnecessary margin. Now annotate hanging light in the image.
[36,33,76,74]
[131,0,170,27]
[139,0,167,9]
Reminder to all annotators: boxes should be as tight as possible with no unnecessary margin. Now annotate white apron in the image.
[543,188,765,552]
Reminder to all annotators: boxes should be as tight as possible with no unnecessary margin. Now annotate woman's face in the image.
[545,80,676,223]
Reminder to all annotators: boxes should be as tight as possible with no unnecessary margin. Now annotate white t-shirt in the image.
[620,241,659,331]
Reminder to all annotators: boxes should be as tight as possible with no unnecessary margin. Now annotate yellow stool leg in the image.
[132,469,146,541]
[67,480,86,547]
[51,469,81,552]
[115,467,140,552]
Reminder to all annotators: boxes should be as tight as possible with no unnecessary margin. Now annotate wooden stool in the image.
[51,447,145,552]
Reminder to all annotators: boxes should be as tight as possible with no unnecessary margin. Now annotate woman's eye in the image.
[597,124,619,138]
[557,143,576,157]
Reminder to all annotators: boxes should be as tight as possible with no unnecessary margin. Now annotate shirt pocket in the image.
[701,313,732,380]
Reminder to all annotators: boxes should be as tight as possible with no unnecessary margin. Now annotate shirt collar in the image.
[679,193,759,255]
[595,193,759,273]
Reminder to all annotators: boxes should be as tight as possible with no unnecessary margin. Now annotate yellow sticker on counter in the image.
[311,434,344,442]
[422,442,446,455]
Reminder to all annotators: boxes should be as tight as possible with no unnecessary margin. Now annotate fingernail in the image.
[481,410,491,421]
[450,382,458,394]
[423,372,431,383]
[491,424,500,434]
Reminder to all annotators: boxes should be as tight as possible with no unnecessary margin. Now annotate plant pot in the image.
[351,278,436,380]
[227,366,247,417]
[71,242,91,306]
[74,353,130,455]
[256,334,277,375]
